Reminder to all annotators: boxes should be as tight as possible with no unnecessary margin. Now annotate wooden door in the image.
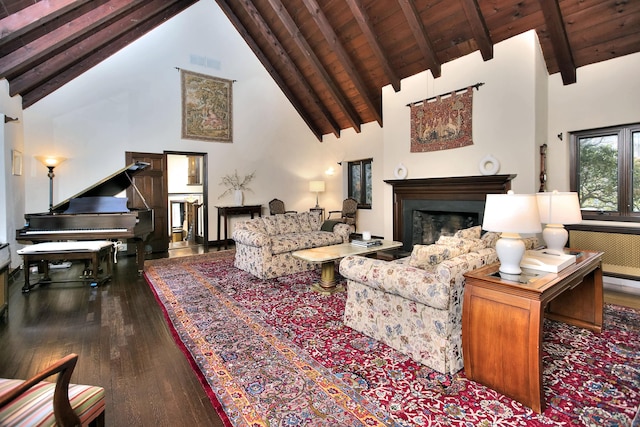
[125,152,169,254]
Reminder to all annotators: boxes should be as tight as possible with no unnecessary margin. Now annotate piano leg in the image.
[135,239,146,274]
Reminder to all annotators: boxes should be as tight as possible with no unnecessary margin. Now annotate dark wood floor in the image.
[1,245,639,426]
[0,246,225,427]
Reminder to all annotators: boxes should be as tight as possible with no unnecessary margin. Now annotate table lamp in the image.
[309,180,325,208]
[35,155,66,212]
[536,191,582,255]
[482,191,542,275]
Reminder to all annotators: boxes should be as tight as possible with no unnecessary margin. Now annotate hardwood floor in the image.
[0,246,225,427]
[1,246,638,426]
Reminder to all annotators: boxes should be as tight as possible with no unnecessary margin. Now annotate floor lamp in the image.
[35,156,66,212]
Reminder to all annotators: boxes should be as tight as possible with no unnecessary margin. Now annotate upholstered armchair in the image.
[327,198,358,231]
[268,198,297,215]
[0,353,105,426]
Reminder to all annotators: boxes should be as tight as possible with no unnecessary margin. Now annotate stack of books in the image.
[520,249,577,273]
[351,239,383,248]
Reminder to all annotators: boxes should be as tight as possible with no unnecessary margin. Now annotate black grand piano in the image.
[16,161,154,271]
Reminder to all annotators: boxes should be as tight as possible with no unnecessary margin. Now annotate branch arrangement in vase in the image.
[218,170,256,199]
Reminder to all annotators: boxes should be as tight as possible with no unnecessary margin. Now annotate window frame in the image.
[347,158,372,209]
[569,122,640,223]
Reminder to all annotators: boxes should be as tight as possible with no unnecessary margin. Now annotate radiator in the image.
[569,230,640,278]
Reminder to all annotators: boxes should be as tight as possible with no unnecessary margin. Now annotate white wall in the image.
[546,52,640,191]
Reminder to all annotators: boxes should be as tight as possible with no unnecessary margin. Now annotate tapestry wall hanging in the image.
[409,85,478,152]
[181,69,233,142]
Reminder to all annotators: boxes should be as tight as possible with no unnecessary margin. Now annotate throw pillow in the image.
[480,231,500,248]
[297,212,313,232]
[276,213,301,234]
[262,216,278,235]
[408,244,465,269]
[308,211,322,230]
[454,225,482,239]
[436,235,485,252]
[242,219,267,234]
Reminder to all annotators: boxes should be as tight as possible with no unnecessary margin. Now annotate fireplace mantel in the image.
[385,174,516,250]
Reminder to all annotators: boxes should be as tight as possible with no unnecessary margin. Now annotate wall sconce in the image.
[325,167,335,176]
[309,180,325,208]
[536,191,582,254]
[35,155,67,212]
[482,191,542,276]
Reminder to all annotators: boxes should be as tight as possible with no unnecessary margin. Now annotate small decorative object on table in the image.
[351,239,382,247]
[218,170,255,206]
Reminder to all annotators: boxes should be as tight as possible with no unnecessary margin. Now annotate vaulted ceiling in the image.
[1,0,639,140]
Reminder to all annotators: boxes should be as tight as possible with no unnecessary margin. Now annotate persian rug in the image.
[144,251,640,426]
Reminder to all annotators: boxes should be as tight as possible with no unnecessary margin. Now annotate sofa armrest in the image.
[339,255,451,310]
[333,223,352,242]
[231,229,271,247]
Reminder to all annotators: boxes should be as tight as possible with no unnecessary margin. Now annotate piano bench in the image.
[17,241,115,293]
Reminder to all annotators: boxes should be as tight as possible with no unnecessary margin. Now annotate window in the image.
[570,123,640,222]
[347,158,372,209]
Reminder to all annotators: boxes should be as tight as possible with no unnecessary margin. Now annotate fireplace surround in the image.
[385,175,516,251]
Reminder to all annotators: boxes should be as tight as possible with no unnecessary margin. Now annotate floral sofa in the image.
[339,226,537,375]
[232,211,352,279]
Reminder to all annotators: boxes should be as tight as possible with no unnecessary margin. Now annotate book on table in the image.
[351,239,383,247]
[520,249,576,273]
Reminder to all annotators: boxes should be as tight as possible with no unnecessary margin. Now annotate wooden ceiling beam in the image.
[264,0,361,133]
[459,0,493,61]
[0,0,145,78]
[538,0,576,84]
[225,0,340,138]
[20,0,197,108]
[9,0,182,97]
[0,0,92,46]
[397,0,441,78]
[300,0,383,127]
[344,0,401,92]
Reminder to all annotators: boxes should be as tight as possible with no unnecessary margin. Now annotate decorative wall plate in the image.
[479,154,499,175]
[394,163,408,179]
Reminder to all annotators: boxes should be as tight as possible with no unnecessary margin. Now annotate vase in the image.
[234,189,243,206]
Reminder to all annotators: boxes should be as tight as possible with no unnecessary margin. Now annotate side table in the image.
[309,207,325,221]
[462,249,603,413]
[216,205,262,249]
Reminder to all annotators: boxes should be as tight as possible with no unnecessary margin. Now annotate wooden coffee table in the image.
[292,240,402,294]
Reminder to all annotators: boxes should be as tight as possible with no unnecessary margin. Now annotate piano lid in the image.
[51,161,150,212]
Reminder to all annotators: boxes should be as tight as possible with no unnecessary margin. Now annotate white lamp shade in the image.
[536,191,582,225]
[482,192,542,234]
[309,181,325,192]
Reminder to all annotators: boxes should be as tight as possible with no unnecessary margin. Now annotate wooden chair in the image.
[268,198,296,215]
[0,353,105,426]
[328,198,358,231]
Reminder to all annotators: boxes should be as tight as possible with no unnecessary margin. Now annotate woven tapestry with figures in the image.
[410,87,474,152]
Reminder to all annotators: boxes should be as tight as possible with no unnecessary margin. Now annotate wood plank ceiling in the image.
[1,0,639,140]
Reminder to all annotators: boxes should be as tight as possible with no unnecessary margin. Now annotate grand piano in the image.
[16,161,154,272]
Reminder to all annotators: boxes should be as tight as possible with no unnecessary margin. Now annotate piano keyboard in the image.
[24,228,128,234]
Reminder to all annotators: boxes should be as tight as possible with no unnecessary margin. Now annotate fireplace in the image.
[385,175,516,252]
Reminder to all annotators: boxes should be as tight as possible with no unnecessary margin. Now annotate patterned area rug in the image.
[144,252,640,426]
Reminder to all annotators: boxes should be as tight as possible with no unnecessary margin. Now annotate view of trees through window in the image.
[348,159,372,209]
[570,123,640,221]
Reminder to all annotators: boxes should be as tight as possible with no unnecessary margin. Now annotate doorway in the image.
[166,152,208,251]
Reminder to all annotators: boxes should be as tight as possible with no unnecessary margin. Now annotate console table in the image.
[462,250,603,413]
[216,205,262,249]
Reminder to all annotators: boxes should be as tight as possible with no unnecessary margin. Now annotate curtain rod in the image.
[174,67,237,82]
[406,82,484,107]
